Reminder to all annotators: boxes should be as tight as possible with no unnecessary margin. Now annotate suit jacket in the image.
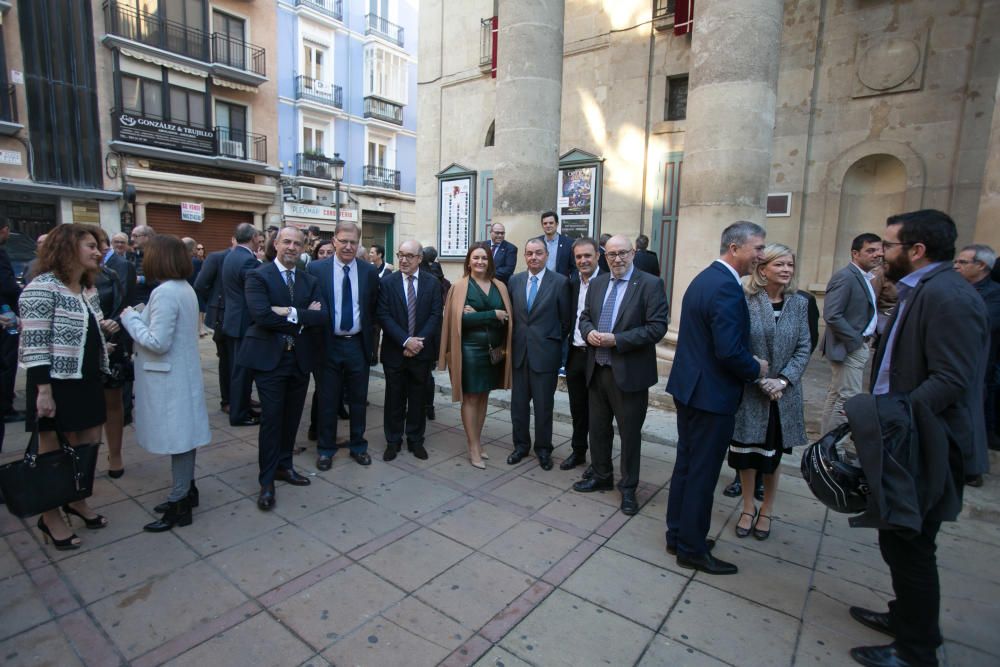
[535,233,574,276]
[105,252,136,310]
[491,240,518,284]
[869,263,989,517]
[973,276,1000,372]
[508,269,572,373]
[377,270,443,367]
[666,262,760,414]
[598,246,609,274]
[221,245,258,338]
[237,262,326,375]
[579,267,669,392]
[0,247,21,315]
[633,250,661,277]
[194,249,229,330]
[375,263,393,280]
[822,263,876,361]
[308,256,380,362]
[130,249,153,305]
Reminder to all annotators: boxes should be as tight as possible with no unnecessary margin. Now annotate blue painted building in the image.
[276,0,417,252]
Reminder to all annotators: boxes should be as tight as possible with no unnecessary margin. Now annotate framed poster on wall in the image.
[556,149,604,239]
[437,164,477,258]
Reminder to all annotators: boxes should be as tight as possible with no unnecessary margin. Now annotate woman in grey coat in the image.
[121,235,211,533]
[729,243,812,540]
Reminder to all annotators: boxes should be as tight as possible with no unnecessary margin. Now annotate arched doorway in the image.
[834,154,907,268]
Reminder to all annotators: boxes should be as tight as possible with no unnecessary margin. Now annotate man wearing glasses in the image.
[129,225,156,305]
[489,223,517,284]
[819,233,883,433]
[376,240,443,462]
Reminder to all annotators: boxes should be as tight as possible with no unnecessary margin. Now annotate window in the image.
[169,86,205,127]
[666,74,688,121]
[302,125,326,155]
[484,120,495,147]
[364,45,408,103]
[369,0,389,18]
[212,10,246,69]
[303,42,326,82]
[766,193,792,217]
[164,0,204,28]
[122,74,164,118]
[367,139,388,168]
[216,100,247,157]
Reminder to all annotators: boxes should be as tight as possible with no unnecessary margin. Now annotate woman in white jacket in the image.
[121,235,211,532]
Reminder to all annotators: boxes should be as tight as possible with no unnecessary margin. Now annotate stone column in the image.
[493,0,565,251]
[974,73,1000,249]
[670,0,784,317]
[133,201,147,227]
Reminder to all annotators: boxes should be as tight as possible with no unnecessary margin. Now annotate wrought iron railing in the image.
[365,14,404,47]
[295,75,343,109]
[295,153,336,179]
[104,1,209,61]
[363,165,401,190]
[295,0,342,21]
[211,32,266,77]
[480,17,495,68]
[215,126,267,162]
[363,95,403,125]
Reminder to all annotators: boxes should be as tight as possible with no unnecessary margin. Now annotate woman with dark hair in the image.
[19,224,115,550]
[312,239,334,261]
[438,242,512,468]
[121,235,211,532]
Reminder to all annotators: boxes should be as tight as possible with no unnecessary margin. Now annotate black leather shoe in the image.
[410,444,429,460]
[722,478,742,497]
[257,486,276,511]
[849,607,895,638]
[538,455,553,471]
[620,490,638,515]
[676,551,738,575]
[965,475,984,487]
[848,644,915,667]
[154,481,199,514]
[275,468,311,486]
[338,406,350,420]
[316,455,333,471]
[351,451,372,466]
[573,477,614,492]
[383,445,399,462]
[507,450,528,465]
[426,406,436,421]
[231,416,260,427]
[559,451,586,470]
[667,539,715,556]
[307,425,317,441]
[581,465,595,480]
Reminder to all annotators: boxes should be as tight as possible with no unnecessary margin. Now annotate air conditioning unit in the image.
[297,186,318,202]
[220,139,245,159]
[313,80,329,93]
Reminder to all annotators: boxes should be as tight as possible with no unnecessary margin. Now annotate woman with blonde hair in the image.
[438,242,512,468]
[729,243,812,540]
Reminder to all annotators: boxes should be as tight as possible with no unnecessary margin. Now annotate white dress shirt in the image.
[573,267,599,347]
[274,261,299,323]
[850,262,879,338]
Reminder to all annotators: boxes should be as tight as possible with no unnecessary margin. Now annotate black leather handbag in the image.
[0,430,101,518]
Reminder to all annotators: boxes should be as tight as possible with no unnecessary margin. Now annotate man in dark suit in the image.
[128,225,156,305]
[222,223,263,426]
[489,223,518,284]
[238,228,326,511]
[536,211,574,276]
[632,234,661,276]
[377,239,443,461]
[507,239,573,470]
[0,217,21,436]
[820,233,883,433]
[848,210,988,667]
[561,237,602,471]
[195,241,233,413]
[572,235,669,515]
[309,221,380,469]
[664,222,767,575]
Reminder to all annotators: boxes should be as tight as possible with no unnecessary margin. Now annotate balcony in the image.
[363,165,400,191]
[365,14,404,47]
[103,1,267,86]
[363,95,403,126]
[295,153,337,180]
[0,84,22,136]
[295,0,342,21]
[480,17,496,69]
[216,127,267,163]
[295,76,343,109]
[653,0,676,30]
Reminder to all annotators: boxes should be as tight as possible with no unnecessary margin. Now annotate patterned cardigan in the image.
[18,272,109,379]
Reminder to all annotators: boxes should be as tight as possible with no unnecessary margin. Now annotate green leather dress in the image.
[461,280,507,393]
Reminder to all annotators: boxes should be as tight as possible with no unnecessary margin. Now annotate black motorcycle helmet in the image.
[800,423,869,514]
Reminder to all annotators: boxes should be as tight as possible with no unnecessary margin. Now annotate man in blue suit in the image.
[194,241,232,413]
[238,227,326,511]
[665,221,768,575]
[222,223,263,426]
[377,239,443,461]
[536,211,574,277]
[489,223,518,284]
[308,222,380,469]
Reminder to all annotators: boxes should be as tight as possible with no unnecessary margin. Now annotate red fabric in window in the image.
[674,0,694,36]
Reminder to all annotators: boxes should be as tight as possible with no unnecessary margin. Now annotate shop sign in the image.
[180,202,204,222]
[0,150,22,166]
[283,202,357,223]
[114,112,215,155]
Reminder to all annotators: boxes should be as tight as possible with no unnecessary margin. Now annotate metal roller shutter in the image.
[145,204,252,253]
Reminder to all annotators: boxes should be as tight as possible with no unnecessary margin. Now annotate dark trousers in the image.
[226,336,253,423]
[0,331,17,415]
[425,366,436,410]
[255,350,309,488]
[879,521,943,665]
[666,398,734,557]
[511,363,558,457]
[383,358,431,449]
[213,328,231,408]
[565,345,589,456]
[588,365,647,491]
[318,336,369,455]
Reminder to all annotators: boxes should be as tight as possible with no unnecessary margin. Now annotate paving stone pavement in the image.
[0,338,998,666]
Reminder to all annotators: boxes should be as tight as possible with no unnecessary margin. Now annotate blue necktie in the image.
[595,279,621,366]
[340,265,353,331]
[527,275,538,311]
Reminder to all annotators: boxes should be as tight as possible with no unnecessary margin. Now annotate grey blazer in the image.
[821,263,876,361]
[732,291,812,448]
[509,269,572,374]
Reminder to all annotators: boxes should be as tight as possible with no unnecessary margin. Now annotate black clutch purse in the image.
[0,430,101,518]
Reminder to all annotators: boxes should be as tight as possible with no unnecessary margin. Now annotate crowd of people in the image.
[0,204,996,667]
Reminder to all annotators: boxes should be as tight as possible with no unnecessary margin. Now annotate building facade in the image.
[276,0,418,251]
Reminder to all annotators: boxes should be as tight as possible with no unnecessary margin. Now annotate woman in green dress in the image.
[439,243,513,468]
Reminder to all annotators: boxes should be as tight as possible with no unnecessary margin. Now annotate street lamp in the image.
[331,152,346,225]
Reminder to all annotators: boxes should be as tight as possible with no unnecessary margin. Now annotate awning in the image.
[211,77,258,94]
[120,47,208,77]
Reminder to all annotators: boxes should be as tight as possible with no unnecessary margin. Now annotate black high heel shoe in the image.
[62,504,108,530]
[735,507,757,539]
[37,516,81,551]
[753,513,772,540]
[108,468,124,479]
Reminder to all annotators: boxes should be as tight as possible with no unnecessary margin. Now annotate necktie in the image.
[340,265,353,331]
[406,275,417,336]
[492,244,499,257]
[285,270,295,299]
[595,279,621,366]
[527,275,538,311]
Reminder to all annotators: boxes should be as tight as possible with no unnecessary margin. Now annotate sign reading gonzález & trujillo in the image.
[114,112,216,155]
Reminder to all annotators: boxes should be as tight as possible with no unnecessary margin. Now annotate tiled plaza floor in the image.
[0,339,998,666]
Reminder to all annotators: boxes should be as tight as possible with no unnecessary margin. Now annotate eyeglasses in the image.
[335,238,358,246]
[605,250,633,260]
[396,252,419,260]
[953,259,979,266]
